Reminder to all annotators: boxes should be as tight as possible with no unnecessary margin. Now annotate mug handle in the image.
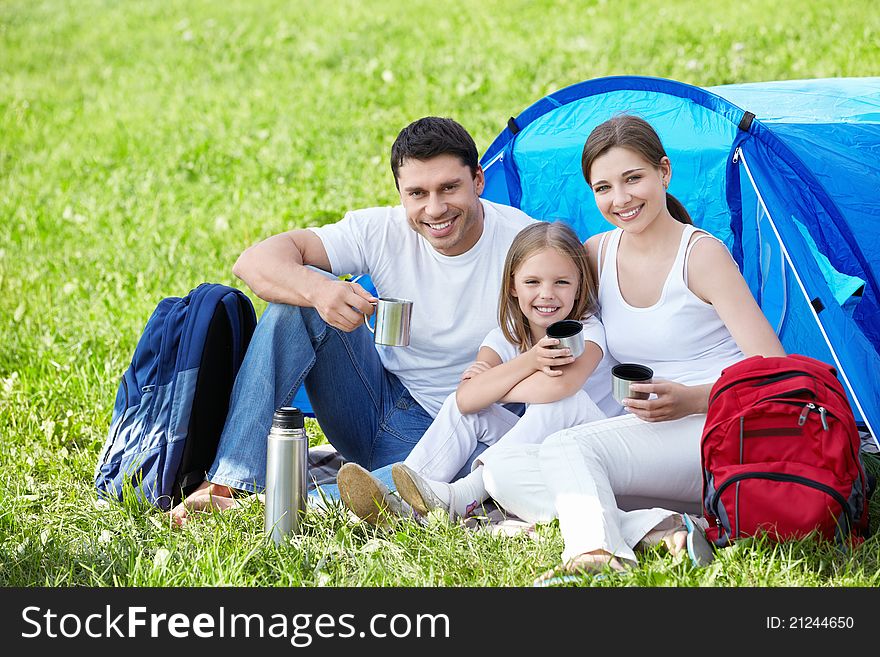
[363,301,378,334]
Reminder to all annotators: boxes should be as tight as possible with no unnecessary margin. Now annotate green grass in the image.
[2,0,879,587]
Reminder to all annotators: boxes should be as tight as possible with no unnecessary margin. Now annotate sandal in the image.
[532,551,629,586]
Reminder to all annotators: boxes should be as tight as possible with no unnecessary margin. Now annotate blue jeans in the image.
[208,302,434,494]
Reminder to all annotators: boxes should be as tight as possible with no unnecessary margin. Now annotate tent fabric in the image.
[479,76,880,445]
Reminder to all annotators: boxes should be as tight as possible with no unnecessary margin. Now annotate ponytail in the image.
[666,192,692,225]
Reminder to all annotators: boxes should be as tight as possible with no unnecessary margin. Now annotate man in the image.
[171,117,535,524]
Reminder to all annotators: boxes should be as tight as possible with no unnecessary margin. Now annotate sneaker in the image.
[336,463,410,527]
[391,463,454,518]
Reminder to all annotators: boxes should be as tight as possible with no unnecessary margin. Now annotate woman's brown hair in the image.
[581,114,692,224]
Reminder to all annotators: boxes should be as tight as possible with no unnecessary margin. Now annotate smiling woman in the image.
[480,114,787,581]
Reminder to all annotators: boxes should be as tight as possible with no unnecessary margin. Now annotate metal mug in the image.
[611,363,654,404]
[364,297,413,347]
[546,319,585,359]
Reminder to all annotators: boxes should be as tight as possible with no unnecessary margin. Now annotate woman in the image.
[480,114,785,579]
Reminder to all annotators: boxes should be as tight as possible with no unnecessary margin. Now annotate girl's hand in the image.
[531,336,574,377]
[461,360,493,381]
[623,380,708,422]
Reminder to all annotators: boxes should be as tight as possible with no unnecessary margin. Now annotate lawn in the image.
[1,0,879,588]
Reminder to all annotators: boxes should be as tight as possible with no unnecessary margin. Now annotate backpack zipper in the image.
[710,370,813,404]
[738,398,867,524]
[796,402,828,430]
[709,471,852,534]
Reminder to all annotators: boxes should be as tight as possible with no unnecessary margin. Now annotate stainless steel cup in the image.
[364,297,413,347]
[264,407,308,544]
[546,319,585,359]
[611,363,654,404]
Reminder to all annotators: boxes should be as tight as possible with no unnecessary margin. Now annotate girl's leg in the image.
[402,394,519,482]
[398,391,606,518]
[474,390,603,465]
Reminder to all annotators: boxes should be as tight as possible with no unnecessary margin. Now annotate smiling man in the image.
[171,117,536,523]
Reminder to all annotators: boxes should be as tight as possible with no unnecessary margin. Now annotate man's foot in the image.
[533,551,629,586]
[391,463,454,519]
[337,463,411,527]
[169,481,240,527]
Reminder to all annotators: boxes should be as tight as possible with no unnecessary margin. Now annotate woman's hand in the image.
[623,380,710,422]
[460,360,493,381]
[529,336,575,377]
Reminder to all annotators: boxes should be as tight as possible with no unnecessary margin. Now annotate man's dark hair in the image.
[390,117,479,188]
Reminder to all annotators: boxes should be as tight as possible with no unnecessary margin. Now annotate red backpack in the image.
[701,354,871,547]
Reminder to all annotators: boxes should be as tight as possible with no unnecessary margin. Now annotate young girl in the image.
[479,115,786,579]
[338,221,622,522]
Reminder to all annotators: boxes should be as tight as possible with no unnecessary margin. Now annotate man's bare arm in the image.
[233,229,376,331]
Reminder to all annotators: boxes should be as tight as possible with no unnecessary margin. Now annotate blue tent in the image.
[479,75,880,445]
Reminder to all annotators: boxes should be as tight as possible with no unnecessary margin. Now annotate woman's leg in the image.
[483,413,705,564]
[545,414,704,563]
[481,443,558,523]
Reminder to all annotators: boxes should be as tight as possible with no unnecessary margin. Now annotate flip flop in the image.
[683,513,715,567]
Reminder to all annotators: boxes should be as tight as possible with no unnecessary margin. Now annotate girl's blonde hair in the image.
[499,221,598,352]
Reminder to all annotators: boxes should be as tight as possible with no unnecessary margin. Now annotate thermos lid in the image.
[272,406,305,430]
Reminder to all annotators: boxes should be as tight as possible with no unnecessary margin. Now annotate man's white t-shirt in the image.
[309,199,535,416]
[480,317,623,419]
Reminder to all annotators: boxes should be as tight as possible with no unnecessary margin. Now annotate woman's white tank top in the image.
[598,225,744,386]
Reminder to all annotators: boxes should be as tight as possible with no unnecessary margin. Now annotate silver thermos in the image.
[264,406,308,543]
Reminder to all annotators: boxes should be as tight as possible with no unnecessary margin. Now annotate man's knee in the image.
[261,301,303,324]
[259,302,328,335]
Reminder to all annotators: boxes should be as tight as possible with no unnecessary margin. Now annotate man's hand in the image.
[623,380,709,422]
[312,279,377,332]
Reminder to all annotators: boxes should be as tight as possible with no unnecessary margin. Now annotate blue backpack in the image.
[95,283,257,510]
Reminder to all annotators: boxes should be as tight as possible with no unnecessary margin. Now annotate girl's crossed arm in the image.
[455,346,532,415]
[455,339,603,414]
[501,340,602,405]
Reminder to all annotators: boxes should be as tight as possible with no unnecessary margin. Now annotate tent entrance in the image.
[736,147,878,446]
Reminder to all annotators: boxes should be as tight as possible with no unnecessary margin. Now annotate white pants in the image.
[403,390,606,483]
[480,413,706,564]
